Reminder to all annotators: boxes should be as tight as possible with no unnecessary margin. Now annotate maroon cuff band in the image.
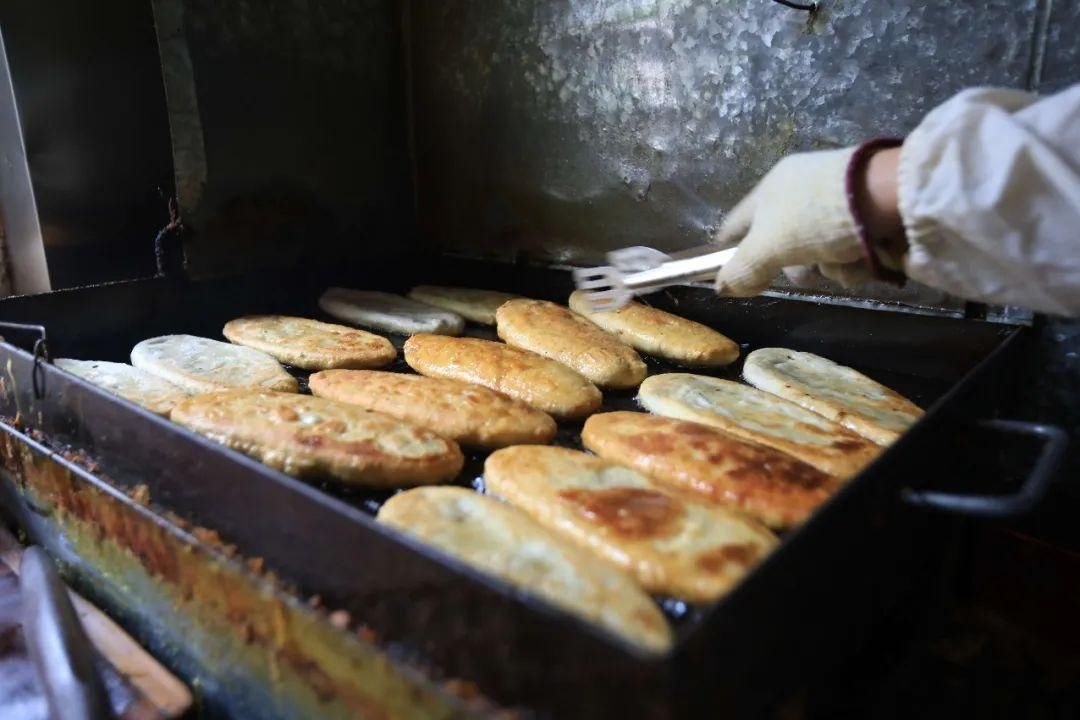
[845,137,906,285]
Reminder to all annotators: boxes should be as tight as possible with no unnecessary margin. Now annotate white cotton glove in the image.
[714,147,878,296]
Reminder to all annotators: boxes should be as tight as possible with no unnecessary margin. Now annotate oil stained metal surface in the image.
[0,429,478,720]
[410,0,1042,297]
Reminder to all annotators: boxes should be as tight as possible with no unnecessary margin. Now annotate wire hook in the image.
[771,0,819,11]
[0,321,51,399]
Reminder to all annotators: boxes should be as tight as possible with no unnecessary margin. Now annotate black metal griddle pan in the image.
[0,258,1064,718]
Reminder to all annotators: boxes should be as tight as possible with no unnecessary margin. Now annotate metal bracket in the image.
[903,419,1068,518]
[0,321,50,398]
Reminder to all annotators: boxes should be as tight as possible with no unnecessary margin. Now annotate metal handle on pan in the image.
[903,419,1068,518]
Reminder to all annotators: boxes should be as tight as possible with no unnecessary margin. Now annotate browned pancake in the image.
[496,299,647,389]
[223,315,396,370]
[743,348,923,445]
[309,369,556,449]
[171,391,463,486]
[581,411,841,529]
[569,291,739,367]
[638,374,881,478]
[403,334,601,420]
[485,446,778,601]
[378,486,672,653]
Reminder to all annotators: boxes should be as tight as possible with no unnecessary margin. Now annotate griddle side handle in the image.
[902,420,1068,518]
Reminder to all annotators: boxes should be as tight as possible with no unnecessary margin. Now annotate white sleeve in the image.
[898,84,1080,316]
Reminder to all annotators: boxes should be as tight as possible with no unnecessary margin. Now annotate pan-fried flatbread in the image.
[496,299,647,389]
[403,334,601,420]
[377,486,672,653]
[485,446,778,602]
[319,288,464,336]
[222,315,396,370]
[581,412,840,529]
[309,370,556,449]
[55,359,190,416]
[743,348,923,446]
[131,335,298,394]
[171,391,463,486]
[407,286,518,325]
[638,374,881,478]
[569,291,739,367]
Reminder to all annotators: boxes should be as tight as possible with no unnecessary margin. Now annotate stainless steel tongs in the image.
[572,245,736,313]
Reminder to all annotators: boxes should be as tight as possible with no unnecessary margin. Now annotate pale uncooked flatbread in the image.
[485,446,778,602]
[581,411,841,529]
[569,291,740,367]
[318,288,464,336]
[171,391,463,486]
[377,486,672,654]
[309,369,556,449]
[222,315,396,370]
[55,359,190,416]
[496,299,647,389]
[743,348,923,446]
[407,286,518,325]
[638,374,881,478]
[131,335,298,394]
[403,334,601,420]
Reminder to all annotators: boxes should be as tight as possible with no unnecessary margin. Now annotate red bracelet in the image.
[845,138,906,285]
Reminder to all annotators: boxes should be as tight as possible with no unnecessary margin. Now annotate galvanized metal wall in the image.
[409,0,1076,306]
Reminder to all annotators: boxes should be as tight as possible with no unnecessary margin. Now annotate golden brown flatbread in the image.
[496,299,647,389]
[171,391,463,486]
[377,486,672,654]
[131,335,298,394]
[638,374,881,478]
[403,334,601,421]
[581,411,841,529]
[407,286,518,325]
[485,446,778,602]
[55,359,190,416]
[743,348,923,445]
[308,370,556,449]
[569,291,739,367]
[222,315,396,370]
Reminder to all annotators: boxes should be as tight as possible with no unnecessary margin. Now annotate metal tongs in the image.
[572,244,737,313]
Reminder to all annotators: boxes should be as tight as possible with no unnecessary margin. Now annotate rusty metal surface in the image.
[0,427,480,720]
[409,0,1053,308]
[152,0,419,279]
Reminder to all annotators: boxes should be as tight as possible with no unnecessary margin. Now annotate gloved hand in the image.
[713,143,905,296]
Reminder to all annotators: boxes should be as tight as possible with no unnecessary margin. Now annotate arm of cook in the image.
[714,84,1080,317]
[899,84,1080,316]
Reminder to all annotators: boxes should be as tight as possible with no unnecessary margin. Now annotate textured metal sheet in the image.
[410,0,1041,306]
[1040,0,1080,92]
